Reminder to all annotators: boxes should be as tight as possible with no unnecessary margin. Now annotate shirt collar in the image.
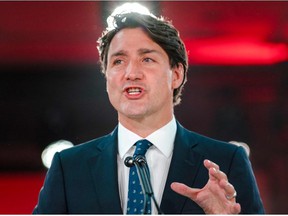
[118,116,177,159]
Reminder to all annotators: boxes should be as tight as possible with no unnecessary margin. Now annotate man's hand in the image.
[171,159,241,214]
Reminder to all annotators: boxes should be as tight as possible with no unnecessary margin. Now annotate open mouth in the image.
[126,87,142,95]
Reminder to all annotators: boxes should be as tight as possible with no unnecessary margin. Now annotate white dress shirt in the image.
[117,116,177,214]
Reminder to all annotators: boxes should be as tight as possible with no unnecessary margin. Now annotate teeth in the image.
[127,88,141,95]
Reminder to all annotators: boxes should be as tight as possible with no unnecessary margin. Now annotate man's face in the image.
[105,27,183,125]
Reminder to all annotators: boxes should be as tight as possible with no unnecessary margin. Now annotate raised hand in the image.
[171,159,241,214]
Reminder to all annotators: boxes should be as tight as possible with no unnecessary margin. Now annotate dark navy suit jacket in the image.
[33,122,265,214]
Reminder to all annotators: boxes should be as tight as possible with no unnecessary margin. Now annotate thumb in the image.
[170,182,200,201]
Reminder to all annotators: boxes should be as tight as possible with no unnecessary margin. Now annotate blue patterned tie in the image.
[127,139,152,214]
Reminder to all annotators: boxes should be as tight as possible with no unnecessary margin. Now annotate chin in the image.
[120,103,148,116]
[125,112,146,119]
[120,109,149,120]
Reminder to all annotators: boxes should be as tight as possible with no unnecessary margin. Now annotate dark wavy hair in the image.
[97,12,188,105]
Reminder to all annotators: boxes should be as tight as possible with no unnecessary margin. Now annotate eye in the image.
[143,57,155,63]
[113,59,123,65]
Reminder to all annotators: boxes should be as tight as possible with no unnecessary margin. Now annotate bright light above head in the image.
[111,2,151,16]
[107,2,155,30]
[41,140,74,169]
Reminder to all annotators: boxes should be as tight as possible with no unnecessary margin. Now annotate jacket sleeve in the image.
[32,152,68,214]
[229,146,265,214]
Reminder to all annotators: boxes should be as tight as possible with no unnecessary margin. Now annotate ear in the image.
[172,63,184,89]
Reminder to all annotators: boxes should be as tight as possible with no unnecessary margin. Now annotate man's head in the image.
[98,10,188,105]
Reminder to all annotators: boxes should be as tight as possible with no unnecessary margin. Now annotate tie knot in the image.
[133,139,152,156]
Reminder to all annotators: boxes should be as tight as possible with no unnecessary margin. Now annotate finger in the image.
[170,182,199,201]
[203,159,220,170]
[220,179,235,194]
[209,166,228,182]
[231,202,241,214]
[220,180,237,201]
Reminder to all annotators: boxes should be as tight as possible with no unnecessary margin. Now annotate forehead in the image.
[108,27,167,56]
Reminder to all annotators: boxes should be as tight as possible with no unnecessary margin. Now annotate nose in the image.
[124,61,143,80]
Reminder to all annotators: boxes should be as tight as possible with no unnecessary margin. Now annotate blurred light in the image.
[41,140,74,169]
[229,141,250,157]
[107,2,155,30]
[185,38,288,65]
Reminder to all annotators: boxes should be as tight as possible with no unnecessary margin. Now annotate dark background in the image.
[0,1,288,213]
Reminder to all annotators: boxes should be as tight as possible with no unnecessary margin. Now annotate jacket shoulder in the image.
[177,122,239,152]
[59,128,118,159]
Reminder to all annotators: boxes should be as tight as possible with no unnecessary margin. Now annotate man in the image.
[33,6,264,214]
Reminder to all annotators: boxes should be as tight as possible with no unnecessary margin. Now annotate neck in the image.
[119,114,174,138]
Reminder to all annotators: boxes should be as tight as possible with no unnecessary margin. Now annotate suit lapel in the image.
[85,123,204,214]
[87,128,123,214]
[160,122,204,214]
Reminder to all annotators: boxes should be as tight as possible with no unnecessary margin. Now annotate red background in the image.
[0,1,288,213]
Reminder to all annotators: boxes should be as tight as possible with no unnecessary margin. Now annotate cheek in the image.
[153,73,174,95]
[165,70,175,89]
[106,73,122,99]
[106,79,118,106]
[105,75,115,94]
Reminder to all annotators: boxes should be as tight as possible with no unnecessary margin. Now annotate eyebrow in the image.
[109,50,128,59]
[137,48,159,55]
[109,48,161,59]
